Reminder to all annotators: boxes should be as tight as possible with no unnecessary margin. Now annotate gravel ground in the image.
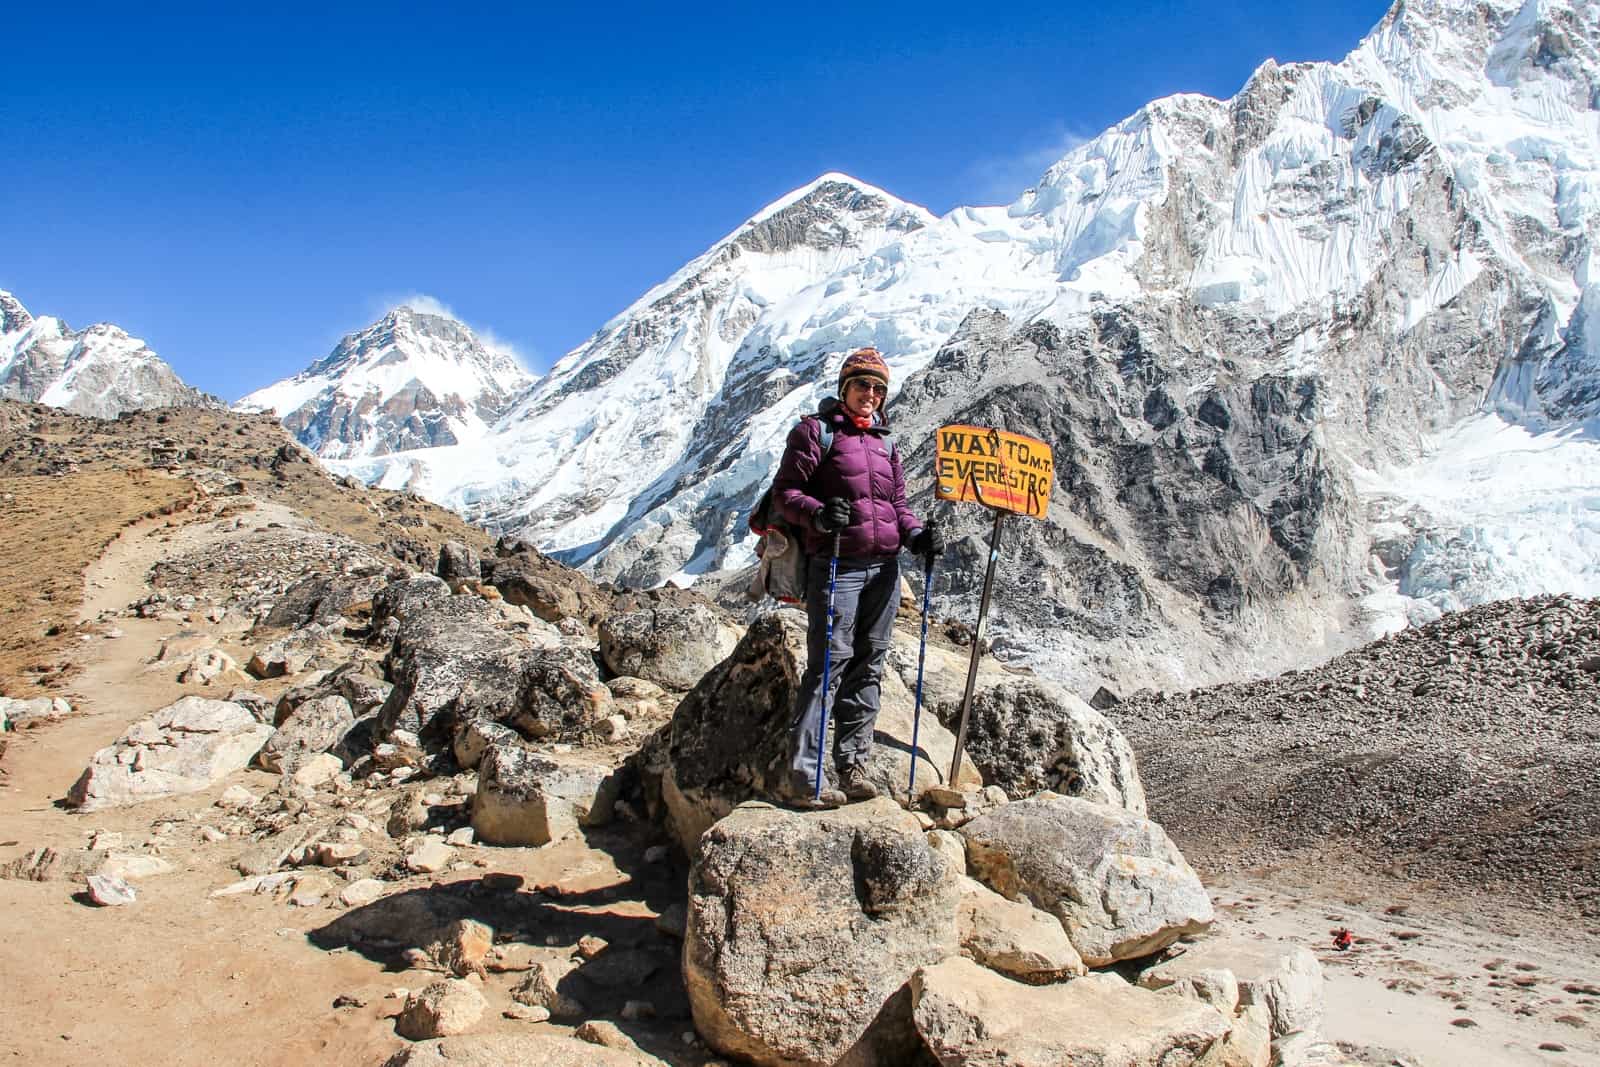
[1113,594,1600,919]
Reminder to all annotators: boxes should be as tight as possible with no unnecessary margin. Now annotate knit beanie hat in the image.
[838,347,890,391]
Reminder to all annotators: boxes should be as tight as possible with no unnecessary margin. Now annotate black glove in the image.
[815,497,851,533]
[909,523,945,558]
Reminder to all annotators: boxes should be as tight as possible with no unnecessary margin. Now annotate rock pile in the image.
[1117,593,1600,913]
[640,610,1344,1066]
[149,526,394,628]
[677,781,1339,1067]
[685,800,962,1066]
[47,522,1357,1065]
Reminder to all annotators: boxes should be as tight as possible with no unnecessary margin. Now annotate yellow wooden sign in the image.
[933,424,1054,519]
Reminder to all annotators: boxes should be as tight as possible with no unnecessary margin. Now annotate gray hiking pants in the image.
[788,554,900,785]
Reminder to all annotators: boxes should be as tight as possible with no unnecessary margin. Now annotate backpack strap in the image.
[800,414,835,458]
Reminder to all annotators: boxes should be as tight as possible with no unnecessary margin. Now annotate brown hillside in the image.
[0,471,193,692]
[0,400,496,692]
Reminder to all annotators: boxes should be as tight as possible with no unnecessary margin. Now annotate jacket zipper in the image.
[867,430,882,556]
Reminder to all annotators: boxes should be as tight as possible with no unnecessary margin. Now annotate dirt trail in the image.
[0,504,396,1065]
[2,502,686,1067]
[76,498,306,624]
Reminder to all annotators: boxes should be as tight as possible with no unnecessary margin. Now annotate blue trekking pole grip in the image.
[907,549,935,797]
[813,530,842,801]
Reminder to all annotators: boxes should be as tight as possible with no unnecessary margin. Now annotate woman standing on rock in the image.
[771,347,944,809]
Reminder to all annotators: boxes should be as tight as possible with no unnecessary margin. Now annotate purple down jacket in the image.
[773,401,923,559]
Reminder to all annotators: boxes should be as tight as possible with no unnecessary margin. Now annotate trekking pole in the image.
[949,508,1006,785]
[906,548,935,798]
[813,530,843,801]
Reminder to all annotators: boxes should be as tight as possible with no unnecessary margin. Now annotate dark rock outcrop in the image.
[378,594,612,744]
[648,611,977,854]
[487,540,606,627]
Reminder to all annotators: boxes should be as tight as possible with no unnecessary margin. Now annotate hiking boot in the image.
[839,764,878,801]
[781,772,845,810]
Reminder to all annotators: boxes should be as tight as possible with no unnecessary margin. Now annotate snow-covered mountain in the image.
[329,175,933,549]
[236,305,533,459]
[0,291,214,418]
[321,0,1600,691]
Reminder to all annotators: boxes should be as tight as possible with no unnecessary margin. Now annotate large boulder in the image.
[685,800,962,1067]
[67,698,273,811]
[487,541,605,627]
[656,611,979,854]
[959,794,1213,966]
[911,957,1231,1067]
[504,646,613,739]
[957,877,1085,982]
[379,595,527,738]
[1138,938,1324,1040]
[370,575,451,633]
[935,677,1145,811]
[256,694,355,774]
[379,595,611,742]
[599,599,740,692]
[471,742,621,846]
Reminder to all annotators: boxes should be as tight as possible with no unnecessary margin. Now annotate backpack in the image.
[746,419,835,604]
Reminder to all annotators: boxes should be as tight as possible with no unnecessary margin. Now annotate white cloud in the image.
[394,292,457,319]
[960,125,1090,206]
[372,291,538,373]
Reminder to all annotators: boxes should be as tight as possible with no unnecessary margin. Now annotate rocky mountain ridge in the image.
[0,290,216,419]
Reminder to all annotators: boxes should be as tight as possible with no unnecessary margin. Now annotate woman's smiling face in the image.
[843,376,886,419]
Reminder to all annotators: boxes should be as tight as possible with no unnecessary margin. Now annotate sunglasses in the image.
[846,378,888,397]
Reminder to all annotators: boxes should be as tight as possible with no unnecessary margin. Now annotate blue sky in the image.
[3,2,1391,400]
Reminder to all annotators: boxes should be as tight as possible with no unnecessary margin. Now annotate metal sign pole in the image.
[948,507,1006,786]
